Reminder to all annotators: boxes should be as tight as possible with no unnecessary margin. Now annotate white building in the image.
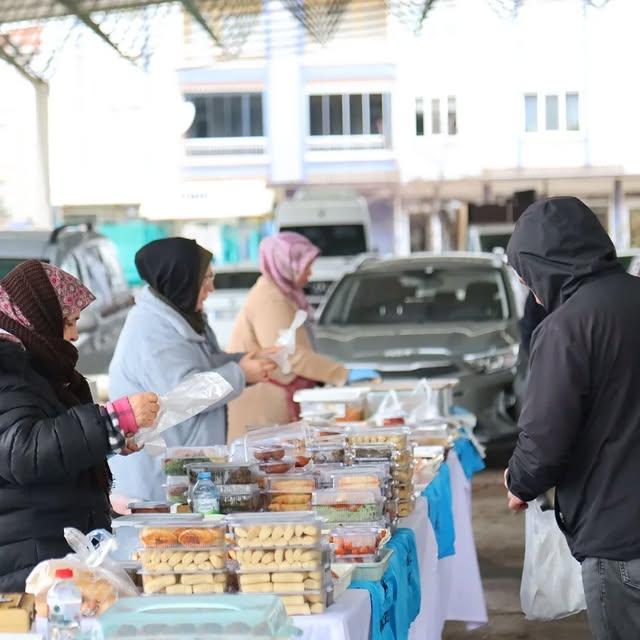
[1,0,639,254]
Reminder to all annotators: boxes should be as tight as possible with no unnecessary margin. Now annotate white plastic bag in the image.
[402,379,439,423]
[133,371,233,447]
[520,500,586,620]
[373,390,407,426]
[26,528,138,617]
[269,309,308,375]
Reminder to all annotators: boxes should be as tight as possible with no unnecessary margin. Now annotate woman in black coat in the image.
[0,260,159,591]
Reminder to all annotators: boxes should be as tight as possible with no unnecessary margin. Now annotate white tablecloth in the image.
[294,589,371,640]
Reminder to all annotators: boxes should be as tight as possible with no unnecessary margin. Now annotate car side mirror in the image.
[77,309,99,333]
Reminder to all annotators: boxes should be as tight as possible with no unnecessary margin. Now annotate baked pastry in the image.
[177,528,221,547]
[140,528,178,547]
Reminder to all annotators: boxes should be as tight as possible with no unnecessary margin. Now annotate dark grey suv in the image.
[315,253,522,456]
[0,225,132,376]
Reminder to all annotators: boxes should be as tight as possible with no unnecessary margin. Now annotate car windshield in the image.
[479,234,511,252]
[320,266,510,325]
[0,258,48,278]
[280,225,367,256]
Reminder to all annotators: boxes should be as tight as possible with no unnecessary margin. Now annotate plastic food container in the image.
[237,569,326,594]
[308,444,346,465]
[330,526,387,558]
[294,387,370,421]
[258,456,296,474]
[312,489,385,524]
[163,446,228,477]
[141,570,230,595]
[393,483,415,501]
[111,514,204,562]
[186,462,257,488]
[91,594,300,639]
[127,502,171,515]
[347,443,398,461]
[231,546,325,571]
[139,520,226,549]
[330,467,389,491]
[227,513,323,549]
[392,464,415,484]
[335,547,394,582]
[346,428,409,450]
[217,484,262,514]
[331,564,354,601]
[165,476,190,505]
[277,591,327,616]
[137,548,227,572]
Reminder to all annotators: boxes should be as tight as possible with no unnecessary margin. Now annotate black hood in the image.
[506,196,620,313]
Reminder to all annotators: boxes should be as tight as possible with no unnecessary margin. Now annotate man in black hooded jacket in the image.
[505,196,640,639]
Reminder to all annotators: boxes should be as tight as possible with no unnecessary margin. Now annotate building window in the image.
[524,92,581,132]
[545,95,559,130]
[447,96,457,135]
[566,92,580,131]
[308,93,388,136]
[415,97,424,136]
[524,94,538,132]
[431,98,441,134]
[185,93,263,138]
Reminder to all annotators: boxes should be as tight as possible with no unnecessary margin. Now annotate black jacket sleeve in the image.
[0,389,112,486]
[508,319,589,502]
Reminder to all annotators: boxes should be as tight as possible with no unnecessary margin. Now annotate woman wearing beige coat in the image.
[227,232,350,443]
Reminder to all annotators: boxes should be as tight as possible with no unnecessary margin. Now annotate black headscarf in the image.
[507,196,621,313]
[135,238,213,334]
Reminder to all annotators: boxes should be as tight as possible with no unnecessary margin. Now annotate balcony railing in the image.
[185,137,267,157]
[306,134,388,151]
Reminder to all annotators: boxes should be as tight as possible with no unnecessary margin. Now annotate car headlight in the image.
[463,345,519,374]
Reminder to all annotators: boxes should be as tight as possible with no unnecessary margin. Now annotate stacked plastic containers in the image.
[185,462,261,515]
[162,447,227,507]
[227,513,331,616]
[345,428,416,518]
[135,519,230,595]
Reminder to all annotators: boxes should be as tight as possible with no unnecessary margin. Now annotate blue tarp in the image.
[422,462,456,559]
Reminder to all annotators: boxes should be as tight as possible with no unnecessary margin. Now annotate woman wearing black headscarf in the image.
[108,238,275,506]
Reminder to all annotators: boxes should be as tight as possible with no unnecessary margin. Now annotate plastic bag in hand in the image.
[25,528,138,618]
[133,371,233,447]
[269,309,308,375]
[520,499,586,620]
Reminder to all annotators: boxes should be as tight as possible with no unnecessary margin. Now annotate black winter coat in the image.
[0,342,112,591]
[506,196,640,562]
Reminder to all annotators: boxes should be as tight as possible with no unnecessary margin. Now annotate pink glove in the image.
[107,397,139,436]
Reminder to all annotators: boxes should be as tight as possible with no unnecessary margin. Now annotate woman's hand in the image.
[128,392,160,428]
[119,438,144,456]
[239,352,277,383]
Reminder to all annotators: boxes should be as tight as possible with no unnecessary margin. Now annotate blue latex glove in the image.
[347,368,379,383]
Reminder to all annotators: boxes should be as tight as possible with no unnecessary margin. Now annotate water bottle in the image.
[47,568,81,640]
[192,471,220,515]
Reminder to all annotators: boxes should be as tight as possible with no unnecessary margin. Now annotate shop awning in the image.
[140,179,275,221]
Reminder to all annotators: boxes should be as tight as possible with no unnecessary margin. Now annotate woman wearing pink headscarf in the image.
[227,232,348,442]
[0,260,159,591]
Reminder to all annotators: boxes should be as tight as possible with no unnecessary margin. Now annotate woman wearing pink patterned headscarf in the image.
[0,260,159,592]
[227,232,348,443]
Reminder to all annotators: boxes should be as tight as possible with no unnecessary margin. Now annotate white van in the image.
[276,187,374,308]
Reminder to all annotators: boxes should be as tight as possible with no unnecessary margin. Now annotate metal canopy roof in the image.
[0,1,170,24]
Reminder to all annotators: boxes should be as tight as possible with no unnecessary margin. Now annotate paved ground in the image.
[442,470,591,640]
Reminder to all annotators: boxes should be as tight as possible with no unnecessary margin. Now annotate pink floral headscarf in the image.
[0,262,95,334]
[259,232,321,311]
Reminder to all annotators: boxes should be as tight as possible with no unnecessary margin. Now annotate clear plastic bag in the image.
[520,500,586,620]
[133,371,233,447]
[25,528,138,618]
[402,379,438,423]
[372,390,407,426]
[269,309,308,375]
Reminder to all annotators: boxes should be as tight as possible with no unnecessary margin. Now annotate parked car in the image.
[0,224,132,378]
[203,264,260,348]
[316,252,522,459]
